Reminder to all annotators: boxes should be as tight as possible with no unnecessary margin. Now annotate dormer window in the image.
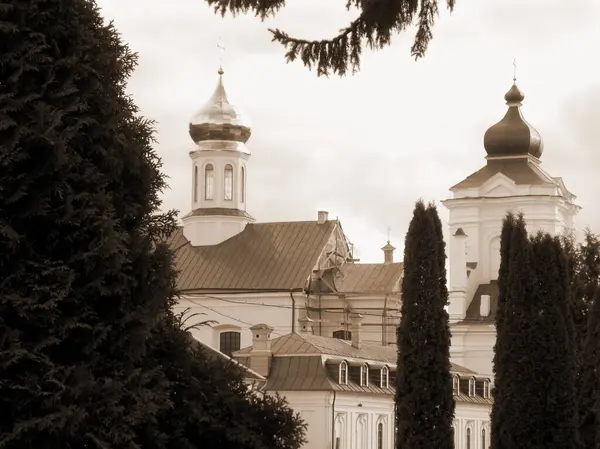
[452,375,459,395]
[468,377,476,397]
[360,364,369,386]
[483,380,490,399]
[339,361,348,385]
[380,366,389,388]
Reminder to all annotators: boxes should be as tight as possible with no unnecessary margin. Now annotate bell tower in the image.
[182,67,255,246]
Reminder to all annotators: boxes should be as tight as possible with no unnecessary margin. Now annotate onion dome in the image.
[483,82,543,159]
[189,68,251,144]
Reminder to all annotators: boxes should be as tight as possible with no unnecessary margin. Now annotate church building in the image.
[445,81,580,376]
[169,67,404,354]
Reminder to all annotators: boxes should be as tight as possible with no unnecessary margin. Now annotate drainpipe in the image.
[331,391,337,449]
[289,289,296,333]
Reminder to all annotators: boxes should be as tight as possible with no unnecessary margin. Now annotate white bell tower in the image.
[182,67,255,247]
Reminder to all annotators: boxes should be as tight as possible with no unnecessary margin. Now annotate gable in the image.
[479,172,518,197]
[451,158,551,191]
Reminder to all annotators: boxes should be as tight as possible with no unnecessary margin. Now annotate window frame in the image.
[193,165,198,202]
[224,163,234,201]
[483,379,490,398]
[360,364,369,386]
[376,422,384,449]
[452,375,460,395]
[466,427,471,449]
[240,166,245,203]
[219,330,241,357]
[481,427,486,449]
[468,377,476,397]
[204,163,214,200]
[332,330,352,340]
[339,361,348,385]
[380,366,389,388]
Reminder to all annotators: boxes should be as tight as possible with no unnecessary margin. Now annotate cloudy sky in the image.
[97,0,600,263]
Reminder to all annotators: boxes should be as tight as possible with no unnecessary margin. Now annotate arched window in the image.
[219,331,240,356]
[332,330,351,340]
[339,361,348,384]
[193,165,198,202]
[377,422,384,449]
[204,164,214,200]
[224,164,233,200]
[380,366,389,388]
[468,377,476,397]
[481,428,486,449]
[452,375,460,395]
[466,427,471,449]
[240,166,245,203]
[483,380,490,398]
[360,364,369,386]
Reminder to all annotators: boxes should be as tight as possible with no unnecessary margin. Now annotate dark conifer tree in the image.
[396,200,454,449]
[492,215,578,449]
[0,0,177,447]
[530,233,578,449]
[578,287,600,449]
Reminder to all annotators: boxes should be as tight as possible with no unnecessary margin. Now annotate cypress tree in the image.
[578,287,600,449]
[0,0,177,446]
[396,200,454,449]
[530,233,578,449]
[492,215,579,449]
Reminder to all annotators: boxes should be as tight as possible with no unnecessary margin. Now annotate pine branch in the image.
[206,0,455,76]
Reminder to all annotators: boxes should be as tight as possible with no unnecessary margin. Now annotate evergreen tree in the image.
[578,287,600,449]
[396,200,454,449]
[145,316,307,449]
[0,0,177,446]
[207,0,454,76]
[492,215,579,449]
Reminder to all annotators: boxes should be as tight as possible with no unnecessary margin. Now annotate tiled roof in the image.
[451,158,554,190]
[234,333,492,404]
[461,281,499,324]
[235,332,476,374]
[334,263,403,293]
[169,220,337,292]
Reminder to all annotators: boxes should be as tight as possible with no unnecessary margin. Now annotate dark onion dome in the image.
[483,82,543,159]
[189,68,251,144]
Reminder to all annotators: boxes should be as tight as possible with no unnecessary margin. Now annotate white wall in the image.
[450,325,496,377]
[280,390,490,449]
[309,295,401,345]
[176,292,300,351]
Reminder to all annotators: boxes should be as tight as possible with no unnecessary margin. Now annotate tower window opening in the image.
[240,166,245,203]
[204,164,214,200]
[224,164,233,201]
[193,166,199,202]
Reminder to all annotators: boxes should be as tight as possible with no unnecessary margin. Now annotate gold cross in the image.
[512,58,517,82]
[217,38,226,69]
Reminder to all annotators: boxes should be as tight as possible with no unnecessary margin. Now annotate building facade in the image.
[234,317,492,449]
[444,81,580,376]
[169,67,403,356]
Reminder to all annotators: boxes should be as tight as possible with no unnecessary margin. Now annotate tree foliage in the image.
[0,0,178,446]
[205,0,454,76]
[0,1,307,448]
[578,287,600,449]
[491,214,578,449]
[396,200,454,449]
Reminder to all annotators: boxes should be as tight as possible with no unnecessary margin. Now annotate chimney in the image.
[317,210,329,224]
[381,240,396,264]
[480,295,491,318]
[449,228,468,291]
[249,324,274,377]
[348,312,364,349]
[298,316,315,334]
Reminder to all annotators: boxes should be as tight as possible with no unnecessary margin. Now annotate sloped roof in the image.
[461,281,499,324]
[234,333,491,404]
[235,332,475,375]
[194,339,265,381]
[451,158,554,190]
[169,220,337,292]
[334,263,403,293]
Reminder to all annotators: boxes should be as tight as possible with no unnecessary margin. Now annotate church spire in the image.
[182,55,255,247]
[483,78,543,159]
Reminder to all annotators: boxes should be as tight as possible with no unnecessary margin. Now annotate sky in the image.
[97,0,600,263]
